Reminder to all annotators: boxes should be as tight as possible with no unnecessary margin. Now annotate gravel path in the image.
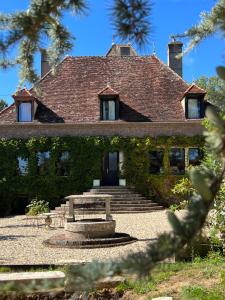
[0,211,184,265]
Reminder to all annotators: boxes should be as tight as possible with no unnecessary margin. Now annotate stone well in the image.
[65,219,116,239]
[44,194,136,248]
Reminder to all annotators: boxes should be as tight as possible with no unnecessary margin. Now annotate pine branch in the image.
[173,0,225,55]
[0,0,88,84]
[0,0,152,85]
[111,0,152,47]
[65,106,225,293]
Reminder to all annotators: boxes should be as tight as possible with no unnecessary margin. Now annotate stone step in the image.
[111,195,151,201]
[73,207,164,214]
[0,271,65,288]
[60,201,159,207]
[91,186,129,189]
[53,206,162,214]
[51,186,164,214]
[75,206,163,212]
[111,202,160,207]
[85,191,136,196]
[84,192,144,197]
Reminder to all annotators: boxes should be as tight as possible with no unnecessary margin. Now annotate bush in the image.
[26,198,49,215]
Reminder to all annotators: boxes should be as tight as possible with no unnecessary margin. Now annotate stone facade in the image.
[0,121,204,139]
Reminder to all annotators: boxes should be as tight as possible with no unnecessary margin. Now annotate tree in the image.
[195,76,225,111]
[0,0,152,85]
[0,99,8,111]
[174,0,225,54]
[0,0,225,295]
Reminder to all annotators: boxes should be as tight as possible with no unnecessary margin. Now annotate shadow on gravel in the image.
[0,235,36,241]
[0,224,43,228]
[138,238,157,242]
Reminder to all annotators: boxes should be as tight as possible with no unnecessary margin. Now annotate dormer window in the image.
[18,102,32,122]
[13,88,37,123]
[186,97,203,119]
[120,47,131,56]
[100,97,119,121]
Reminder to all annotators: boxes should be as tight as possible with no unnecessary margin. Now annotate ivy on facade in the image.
[0,135,204,216]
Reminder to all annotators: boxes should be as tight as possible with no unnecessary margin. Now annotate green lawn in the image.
[116,252,225,299]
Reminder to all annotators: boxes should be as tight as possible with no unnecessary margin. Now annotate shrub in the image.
[26,198,49,215]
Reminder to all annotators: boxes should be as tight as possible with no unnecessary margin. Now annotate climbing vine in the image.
[0,135,204,216]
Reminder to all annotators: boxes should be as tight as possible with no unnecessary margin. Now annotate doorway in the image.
[102,152,119,186]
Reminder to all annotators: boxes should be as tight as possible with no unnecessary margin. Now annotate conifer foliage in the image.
[0,0,152,85]
[174,0,225,54]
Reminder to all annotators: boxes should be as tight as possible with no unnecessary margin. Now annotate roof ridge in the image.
[191,83,206,93]
[183,83,206,95]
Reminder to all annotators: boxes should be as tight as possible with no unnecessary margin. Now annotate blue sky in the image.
[0,0,224,105]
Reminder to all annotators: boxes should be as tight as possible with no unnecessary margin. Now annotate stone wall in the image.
[0,121,204,139]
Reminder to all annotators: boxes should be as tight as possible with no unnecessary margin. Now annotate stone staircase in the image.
[51,186,164,215]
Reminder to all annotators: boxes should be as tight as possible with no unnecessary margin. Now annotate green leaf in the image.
[216,66,225,81]
[189,168,213,202]
[168,211,186,237]
[205,106,225,130]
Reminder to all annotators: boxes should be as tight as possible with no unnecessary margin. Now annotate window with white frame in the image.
[37,151,50,175]
[18,102,32,122]
[56,151,70,176]
[17,157,29,176]
[186,98,203,119]
[169,148,185,175]
[101,98,118,120]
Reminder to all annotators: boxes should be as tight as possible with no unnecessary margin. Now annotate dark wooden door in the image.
[102,152,119,186]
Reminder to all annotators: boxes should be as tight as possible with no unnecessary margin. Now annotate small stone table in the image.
[65,194,113,222]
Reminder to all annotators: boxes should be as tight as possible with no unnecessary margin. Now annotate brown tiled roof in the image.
[98,86,119,96]
[13,88,32,98]
[12,87,37,101]
[183,84,206,96]
[0,55,206,124]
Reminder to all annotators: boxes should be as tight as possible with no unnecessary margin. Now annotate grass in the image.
[117,252,225,299]
[182,285,225,300]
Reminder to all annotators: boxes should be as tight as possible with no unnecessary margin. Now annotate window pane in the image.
[188,99,200,119]
[109,152,118,171]
[102,101,108,120]
[17,157,28,176]
[108,101,116,120]
[169,148,185,175]
[18,102,32,122]
[102,100,116,120]
[37,151,50,175]
[149,150,164,174]
[57,151,70,176]
[189,148,202,166]
[120,47,131,56]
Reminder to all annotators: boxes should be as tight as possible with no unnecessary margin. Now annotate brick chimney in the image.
[168,40,183,77]
[41,50,51,77]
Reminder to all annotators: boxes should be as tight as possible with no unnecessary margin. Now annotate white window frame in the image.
[17,101,33,122]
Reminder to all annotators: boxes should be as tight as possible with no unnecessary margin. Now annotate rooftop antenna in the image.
[170,35,177,42]
[152,42,156,55]
[112,34,116,45]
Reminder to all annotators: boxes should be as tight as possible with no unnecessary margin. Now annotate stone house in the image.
[0,42,206,212]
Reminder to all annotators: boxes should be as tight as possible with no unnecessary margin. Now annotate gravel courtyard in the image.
[0,211,184,265]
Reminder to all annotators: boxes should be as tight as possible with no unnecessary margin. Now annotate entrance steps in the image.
[51,186,164,214]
